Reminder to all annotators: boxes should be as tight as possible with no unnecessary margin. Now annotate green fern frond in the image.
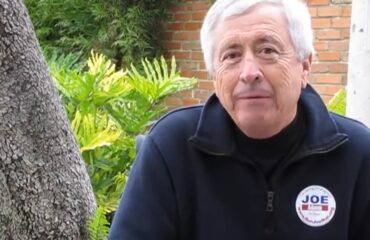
[88,206,110,240]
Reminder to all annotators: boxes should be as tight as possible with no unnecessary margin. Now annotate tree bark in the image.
[346,0,370,127]
[0,0,96,239]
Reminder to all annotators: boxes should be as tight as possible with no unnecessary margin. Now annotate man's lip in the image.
[236,92,272,99]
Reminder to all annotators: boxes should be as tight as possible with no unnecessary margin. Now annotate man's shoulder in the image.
[330,112,370,144]
[149,104,204,141]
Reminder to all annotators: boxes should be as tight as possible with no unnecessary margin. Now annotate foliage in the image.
[44,50,85,73]
[327,88,346,115]
[25,0,180,67]
[88,206,110,240]
[49,51,196,239]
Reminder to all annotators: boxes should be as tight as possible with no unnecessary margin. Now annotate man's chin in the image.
[235,109,271,124]
[234,113,277,138]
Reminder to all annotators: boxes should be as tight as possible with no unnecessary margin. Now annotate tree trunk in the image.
[0,0,96,239]
[346,0,370,127]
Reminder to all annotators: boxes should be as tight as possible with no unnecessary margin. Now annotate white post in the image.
[346,0,370,127]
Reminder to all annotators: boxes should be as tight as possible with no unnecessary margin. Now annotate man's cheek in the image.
[276,60,293,77]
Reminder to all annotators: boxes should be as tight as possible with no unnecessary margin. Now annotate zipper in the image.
[192,145,278,215]
[261,137,348,216]
[266,191,274,212]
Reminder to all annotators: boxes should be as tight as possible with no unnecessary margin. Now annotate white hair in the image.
[200,0,314,74]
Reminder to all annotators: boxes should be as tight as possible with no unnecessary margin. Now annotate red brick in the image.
[199,62,207,70]
[164,42,181,50]
[187,2,209,11]
[191,51,204,60]
[342,6,352,17]
[178,61,199,70]
[174,13,192,21]
[312,18,331,29]
[198,80,214,91]
[192,12,206,21]
[311,63,328,73]
[317,52,341,61]
[315,30,341,40]
[313,75,342,84]
[184,22,202,31]
[194,90,212,100]
[173,51,190,59]
[180,70,195,78]
[321,95,332,104]
[177,90,193,98]
[182,98,201,106]
[318,7,342,17]
[328,63,348,73]
[308,0,330,5]
[193,71,209,79]
[332,18,351,28]
[314,84,342,95]
[180,70,208,80]
[173,32,199,41]
[314,41,328,51]
[309,7,318,17]
[167,23,184,31]
[165,96,182,106]
[340,29,350,39]
[182,42,201,51]
[328,41,349,50]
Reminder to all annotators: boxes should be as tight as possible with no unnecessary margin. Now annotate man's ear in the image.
[301,53,312,89]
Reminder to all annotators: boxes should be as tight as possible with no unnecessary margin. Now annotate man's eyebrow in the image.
[254,35,283,48]
[219,41,243,54]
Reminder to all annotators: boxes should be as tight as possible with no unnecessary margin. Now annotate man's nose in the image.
[239,58,262,83]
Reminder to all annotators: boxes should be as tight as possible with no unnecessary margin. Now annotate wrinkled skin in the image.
[212,4,311,139]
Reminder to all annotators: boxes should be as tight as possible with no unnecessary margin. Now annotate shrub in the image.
[48,51,197,239]
[25,0,179,67]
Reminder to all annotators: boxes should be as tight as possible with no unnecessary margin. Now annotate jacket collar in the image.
[189,84,348,156]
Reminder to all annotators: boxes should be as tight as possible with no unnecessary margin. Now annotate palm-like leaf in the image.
[127,56,197,103]
[48,51,197,239]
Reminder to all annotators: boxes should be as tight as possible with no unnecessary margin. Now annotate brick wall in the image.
[163,0,352,107]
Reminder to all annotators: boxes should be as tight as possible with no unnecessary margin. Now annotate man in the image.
[109,0,370,239]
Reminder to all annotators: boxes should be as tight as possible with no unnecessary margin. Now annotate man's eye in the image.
[261,48,276,54]
[222,52,241,61]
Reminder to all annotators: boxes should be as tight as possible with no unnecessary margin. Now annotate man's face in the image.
[212,4,311,139]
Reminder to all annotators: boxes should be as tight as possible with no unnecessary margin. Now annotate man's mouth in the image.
[238,92,272,99]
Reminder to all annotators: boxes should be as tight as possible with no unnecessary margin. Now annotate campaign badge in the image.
[296,185,336,227]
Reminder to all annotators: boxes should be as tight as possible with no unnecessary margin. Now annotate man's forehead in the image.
[216,31,284,51]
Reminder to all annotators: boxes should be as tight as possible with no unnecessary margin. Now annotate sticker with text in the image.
[296,185,336,227]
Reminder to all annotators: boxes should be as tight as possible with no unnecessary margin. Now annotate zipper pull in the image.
[266,191,274,212]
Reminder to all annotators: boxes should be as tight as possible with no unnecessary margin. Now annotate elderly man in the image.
[109,0,370,239]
